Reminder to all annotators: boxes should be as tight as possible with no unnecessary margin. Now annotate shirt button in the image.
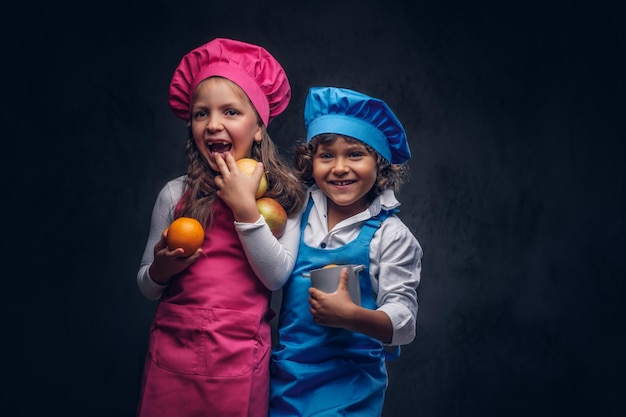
[320,243,326,248]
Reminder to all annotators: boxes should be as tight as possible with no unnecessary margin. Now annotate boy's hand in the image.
[308,267,356,327]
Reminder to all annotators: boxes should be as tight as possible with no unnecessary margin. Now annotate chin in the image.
[202,155,219,172]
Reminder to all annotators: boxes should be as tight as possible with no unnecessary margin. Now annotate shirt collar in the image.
[308,186,401,218]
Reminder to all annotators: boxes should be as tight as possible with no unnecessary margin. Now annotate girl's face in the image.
[312,136,378,221]
[190,77,262,171]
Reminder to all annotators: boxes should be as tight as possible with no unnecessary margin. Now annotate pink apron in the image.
[137,199,273,417]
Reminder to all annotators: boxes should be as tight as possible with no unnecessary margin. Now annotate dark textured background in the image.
[7,1,625,416]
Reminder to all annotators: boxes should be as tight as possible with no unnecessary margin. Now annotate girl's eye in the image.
[317,153,333,159]
[349,151,364,158]
[193,110,208,119]
[225,109,239,116]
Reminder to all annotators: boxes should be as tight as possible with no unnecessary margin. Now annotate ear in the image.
[254,126,263,143]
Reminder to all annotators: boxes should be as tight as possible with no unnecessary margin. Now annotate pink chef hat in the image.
[169,38,291,126]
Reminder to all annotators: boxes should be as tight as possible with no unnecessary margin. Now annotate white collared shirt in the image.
[137,179,422,346]
[302,187,423,346]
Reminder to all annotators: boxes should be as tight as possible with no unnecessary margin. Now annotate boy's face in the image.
[312,136,377,220]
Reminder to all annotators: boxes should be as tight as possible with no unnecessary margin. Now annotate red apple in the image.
[256,197,287,238]
[236,158,268,199]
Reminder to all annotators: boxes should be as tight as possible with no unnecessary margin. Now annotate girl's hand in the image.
[148,228,202,284]
[308,267,357,328]
[213,153,263,223]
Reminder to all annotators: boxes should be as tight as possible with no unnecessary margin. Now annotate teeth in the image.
[209,142,232,153]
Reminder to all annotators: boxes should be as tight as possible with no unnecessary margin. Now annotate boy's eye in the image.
[349,151,364,158]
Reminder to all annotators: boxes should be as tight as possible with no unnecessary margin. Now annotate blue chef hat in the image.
[304,86,411,164]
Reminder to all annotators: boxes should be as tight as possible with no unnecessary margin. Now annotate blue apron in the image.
[270,199,398,417]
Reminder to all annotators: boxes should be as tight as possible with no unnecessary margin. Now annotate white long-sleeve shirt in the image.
[137,177,422,345]
[137,176,301,300]
[303,187,423,346]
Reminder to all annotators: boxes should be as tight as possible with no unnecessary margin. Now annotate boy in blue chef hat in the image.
[270,87,423,416]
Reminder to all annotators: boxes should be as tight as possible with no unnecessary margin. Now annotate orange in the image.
[236,158,268,199]
[256,197,287,238]
[323,264,339,269]
[166,217,204,257]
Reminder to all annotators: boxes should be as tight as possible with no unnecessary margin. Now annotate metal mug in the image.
[304,264,365,305]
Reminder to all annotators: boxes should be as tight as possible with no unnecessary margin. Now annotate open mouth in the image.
[330,180,356,186]
[209,142,232,153]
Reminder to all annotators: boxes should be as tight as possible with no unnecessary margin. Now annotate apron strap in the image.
[359,208,402,361]
[301,198,402,361]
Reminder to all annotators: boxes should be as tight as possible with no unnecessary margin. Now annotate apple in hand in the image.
[236,158,268,199]
[256,197,287,238]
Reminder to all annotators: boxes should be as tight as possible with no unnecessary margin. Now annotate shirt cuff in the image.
[138,268,168,300]
[234,215,264,231]
[378,303,416,346]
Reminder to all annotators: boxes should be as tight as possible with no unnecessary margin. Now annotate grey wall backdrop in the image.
[7,1,624,416]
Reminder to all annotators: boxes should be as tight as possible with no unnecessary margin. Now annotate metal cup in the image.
[304,264,365,305]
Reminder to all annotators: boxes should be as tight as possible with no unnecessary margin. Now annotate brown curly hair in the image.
[293,134,409,203]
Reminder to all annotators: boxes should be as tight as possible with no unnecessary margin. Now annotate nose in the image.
[206,114,224,132]
[331,157,349,175]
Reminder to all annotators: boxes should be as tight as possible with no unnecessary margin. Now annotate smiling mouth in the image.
[209,142,232,153]
[330,180,356,186]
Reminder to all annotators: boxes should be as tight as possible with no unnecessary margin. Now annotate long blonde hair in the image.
[177,121,305,229]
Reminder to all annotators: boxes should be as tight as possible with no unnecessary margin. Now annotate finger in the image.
[154,240,166,254]
[155,230,168,250]
[336,267,350,292]
[308,287,322,299]
[252,160,264,181]
[214,153,229,174]
[167,247,185,257]
[224,152,238,170]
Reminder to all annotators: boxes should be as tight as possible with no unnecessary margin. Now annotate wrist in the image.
[233,201,262,223]
[148,265,170,286]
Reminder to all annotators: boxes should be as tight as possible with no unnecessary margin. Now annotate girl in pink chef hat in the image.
[136,38,305,417]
